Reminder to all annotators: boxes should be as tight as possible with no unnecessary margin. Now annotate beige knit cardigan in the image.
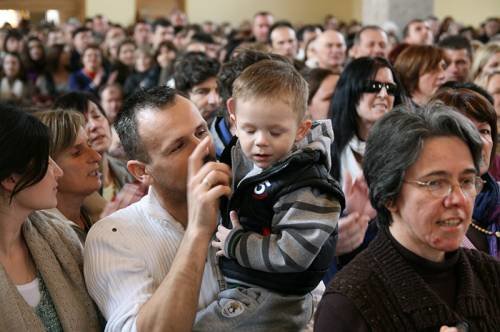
[0,211,102,331]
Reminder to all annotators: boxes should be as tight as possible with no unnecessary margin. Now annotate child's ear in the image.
[226,97,237,124]
[295,119,312,142]
[127,160,152,186]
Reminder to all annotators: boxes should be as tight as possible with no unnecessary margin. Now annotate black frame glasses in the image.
[363,81,398,96]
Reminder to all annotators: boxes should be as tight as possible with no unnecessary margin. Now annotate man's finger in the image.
[188,136,212,177]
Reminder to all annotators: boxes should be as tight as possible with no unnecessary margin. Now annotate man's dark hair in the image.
[72,26,91,39]
[402,19,424,38]
[438,35,473,60]
[191,32,215,44]
[116,86,178,162]
[297,25,322,42]
[268,20,294,43]
[353,25,386,45]
[152,18,172,32]
[54,91,107,118]
[173,52,220,93]
[438,81,494,105]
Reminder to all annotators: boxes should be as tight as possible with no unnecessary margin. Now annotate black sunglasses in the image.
[363,81,398,96]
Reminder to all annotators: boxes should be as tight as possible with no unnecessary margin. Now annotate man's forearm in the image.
[136,229,211,332]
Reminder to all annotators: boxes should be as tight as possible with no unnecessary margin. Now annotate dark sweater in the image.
[315,227,500,332]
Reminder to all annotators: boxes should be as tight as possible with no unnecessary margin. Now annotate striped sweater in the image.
[220,120,344,294]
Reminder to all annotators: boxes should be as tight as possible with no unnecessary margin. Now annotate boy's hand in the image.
[212,211,241,257]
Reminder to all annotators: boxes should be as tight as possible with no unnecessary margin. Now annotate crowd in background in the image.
[0,8,499,332]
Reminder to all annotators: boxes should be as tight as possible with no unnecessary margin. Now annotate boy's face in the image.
[229,97,311,169]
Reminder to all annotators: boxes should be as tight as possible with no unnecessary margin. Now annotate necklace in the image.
[470,221,500,238]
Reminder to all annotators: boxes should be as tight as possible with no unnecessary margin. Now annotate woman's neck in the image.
[56,192,86,229]
[0,202,31,255]
[356,122,371,142]
[411,91,429,107]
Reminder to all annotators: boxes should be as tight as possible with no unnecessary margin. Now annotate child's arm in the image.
[213,187,341,273]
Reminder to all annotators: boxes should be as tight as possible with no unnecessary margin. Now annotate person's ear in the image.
[0,175,17,192]
[349,45,358,58]
[385,198,398,213]
[295,119,313,142]
[127,160,152,186]
[227,97,237,124]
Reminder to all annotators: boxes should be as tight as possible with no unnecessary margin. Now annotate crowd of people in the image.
[0,8,499,332]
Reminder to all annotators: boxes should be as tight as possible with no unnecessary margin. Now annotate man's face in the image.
[405,21,433,45]
[270,27,298,59]
[353,29,389,58]
[137,96,210,197]
[134,23,152,46]
[443,48,471,83]
[252,14,274,43]
[153,25,175,48]
[100,87,123,124]
[74,31,93,54]
[316,31,346,70]
[189,77,221,124]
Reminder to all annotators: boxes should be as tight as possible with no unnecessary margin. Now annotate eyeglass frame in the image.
[403,176,485,198]
[362,80,398,96]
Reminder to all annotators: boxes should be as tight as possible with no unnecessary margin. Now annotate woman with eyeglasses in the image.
[324,57,407,281]
[315,105,500,332]
[431,87,499,259]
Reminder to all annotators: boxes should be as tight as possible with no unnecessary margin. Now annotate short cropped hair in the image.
[173,52,220,93]
[363,105,482,226]
[353,25,386,45]
[268,21,294,43]
[72,27,91,40]
[232,59,308,120]
[116,86,178,162]
[394,45,444,96]
[438,35,473,60]
[402,19,424,38]
[152,18,172,32]
[35,110,85,159]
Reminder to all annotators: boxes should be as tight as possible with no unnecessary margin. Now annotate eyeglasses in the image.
[404,176,485,198]
[363,81,398,96]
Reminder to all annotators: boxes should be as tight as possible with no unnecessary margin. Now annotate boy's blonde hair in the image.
[232,59,309,121]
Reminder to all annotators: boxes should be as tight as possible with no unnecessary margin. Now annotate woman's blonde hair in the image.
[470,42,500,83]
[35,110,85,159]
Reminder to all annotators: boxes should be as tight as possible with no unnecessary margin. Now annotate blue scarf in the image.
[473,173,500,259]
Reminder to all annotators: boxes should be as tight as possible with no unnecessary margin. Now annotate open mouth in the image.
[436,218,462,227]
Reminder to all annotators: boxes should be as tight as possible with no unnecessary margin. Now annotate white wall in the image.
[186,0,362,26]
[86,0,135,25]
[434,0,500,26]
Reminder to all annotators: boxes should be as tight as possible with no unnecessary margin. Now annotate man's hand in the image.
[187,136,231,238]
[212,210,241,257]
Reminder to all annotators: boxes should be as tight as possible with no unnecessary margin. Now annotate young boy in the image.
[207,59,344,330]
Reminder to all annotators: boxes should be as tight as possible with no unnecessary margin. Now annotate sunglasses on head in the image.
[363,81,398,96]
